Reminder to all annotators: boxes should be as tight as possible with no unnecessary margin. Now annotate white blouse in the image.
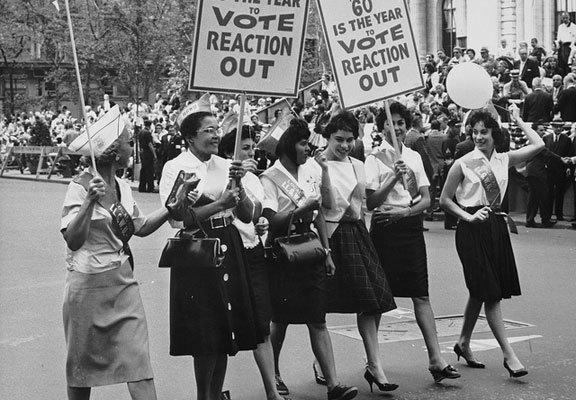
[455,148,509,208]
[365,141,429,209]
[61,175,146,274]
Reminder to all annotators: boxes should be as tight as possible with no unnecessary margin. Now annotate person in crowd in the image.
[465,48,478,63]
[542,56,563,78]
[260,118,358,400]
[479,47,497,76]
[425,119,447,219]
[554,73,576,122]
[551,74,564,105]
[544,119,574,221]
[313,111,398,393]
[515,48,540,89]
[529,38,547,66]
[557,12,576,75]
[449,47,464,66]
[495,59,512,85]
[159,94,262,400]
[138,119,157,193]
[568,123,576,223]
[496,39,514,60]
[522,77,554,122]
[502,69,530,102]
[436,49,449,70]
[217,127,286,400]
[322,73,338,97]
[61,120,178,400]
[366,102,461,384]
[440,111,545,378]
[525,122,565,228]
[423,63,440,93]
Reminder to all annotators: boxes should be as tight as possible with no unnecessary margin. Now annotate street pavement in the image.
[1,177,575,400]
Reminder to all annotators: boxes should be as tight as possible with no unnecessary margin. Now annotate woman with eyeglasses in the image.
[159,94,262,400]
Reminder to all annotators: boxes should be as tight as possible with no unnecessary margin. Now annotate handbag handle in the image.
[181,207,209,239]
[285,209,297,242]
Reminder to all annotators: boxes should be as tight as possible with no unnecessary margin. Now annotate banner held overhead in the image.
[316,0,424,109]
[189,0,309,97]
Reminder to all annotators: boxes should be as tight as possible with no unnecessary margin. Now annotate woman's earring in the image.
[115,155,121,161]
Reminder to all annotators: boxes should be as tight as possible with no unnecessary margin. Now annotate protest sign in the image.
[316,0,424,109]
[189,0,309,97]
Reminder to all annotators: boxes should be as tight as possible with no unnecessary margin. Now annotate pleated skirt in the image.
[63,261,153,387]
[456,207,521,302]
[370,215,429,298]
[170,224,262,357]
[326,220,396,314]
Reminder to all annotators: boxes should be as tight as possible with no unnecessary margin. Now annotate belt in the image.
[207,215,234,230]
[462,206,518,234]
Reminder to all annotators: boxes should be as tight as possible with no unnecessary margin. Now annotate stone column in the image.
[408,0,428,61]
[500,0,517,53]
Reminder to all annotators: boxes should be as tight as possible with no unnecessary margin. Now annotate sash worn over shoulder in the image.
[74,172,136,267]
[373,151,421,203]
[262,167,307,207]
[463,158,518,234]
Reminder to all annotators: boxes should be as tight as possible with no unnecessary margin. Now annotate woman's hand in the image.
[87,177,106,202]
[301,194,321,212]
[372,206,409,224]
[242,158,258,175]
[219,187,240,209]
[229,160,246,181]
[314,151,329,170]
[186,189,199,206]
[393,160,408,180]
[466,206,491,223]
[324,253,336,276]
[255,216,269,236]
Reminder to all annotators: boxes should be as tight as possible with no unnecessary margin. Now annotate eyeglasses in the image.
[198,127,222,135]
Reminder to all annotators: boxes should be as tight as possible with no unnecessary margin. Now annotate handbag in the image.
[272,210,327,264]
[158,209,224,269]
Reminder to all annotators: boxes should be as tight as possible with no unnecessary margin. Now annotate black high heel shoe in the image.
[453,343,485,368]
[363,369,399,392]
[313,362,326,385]
[503,360,528,378]
[428,365,461,383]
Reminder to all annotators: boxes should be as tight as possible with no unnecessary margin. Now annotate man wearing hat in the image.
[544,118,574,221]
[557,12,576,74]
[503,69,530,100]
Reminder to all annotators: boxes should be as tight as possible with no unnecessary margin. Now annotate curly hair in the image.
[322,111,359,139]
[468,110,505,149]
[375,101,413,133]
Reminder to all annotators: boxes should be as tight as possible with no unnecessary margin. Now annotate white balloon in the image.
[446,63,493,110]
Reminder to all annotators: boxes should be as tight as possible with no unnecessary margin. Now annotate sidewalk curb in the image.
[1,174,140,191]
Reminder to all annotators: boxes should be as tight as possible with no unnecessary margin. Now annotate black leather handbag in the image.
[158,211,224,269]
[272,211,327,264]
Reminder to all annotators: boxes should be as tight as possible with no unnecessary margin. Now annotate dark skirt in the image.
[370,214,429,298]
[268,244,327,325]
[63,261,153,387]
[169,224,263,357]
[456,207,521,302]
[326,220,396,314]
[245,243,272,336]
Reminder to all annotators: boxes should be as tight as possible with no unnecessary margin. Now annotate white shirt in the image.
[365,141,430,209]
[61,176,147,273]
[455,148,509,208]
[557,22,576,44]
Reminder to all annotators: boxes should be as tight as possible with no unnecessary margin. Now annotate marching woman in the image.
[317,111,398,392]
[440,111,543,377]
[61,108,176,400]
[159,94,262,400]
[218,127,286,400]
[260,118,358,400]
[365,102,461,383]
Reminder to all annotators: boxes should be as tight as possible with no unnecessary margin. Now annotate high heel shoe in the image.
[312,362,326,385]
[503,360,528,378]
[428,365,461,383]
[453,343,485,368]
[363,369,399,392]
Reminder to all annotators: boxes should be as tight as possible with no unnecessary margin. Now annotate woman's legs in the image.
[253,334,285,400]
[67,387,90,400]
[485,300,524,370]
[456,296,483,360]
[357,313,392,383]
[270,322,289,377]
[307,322,338,390]
[127,379,157,400]
[194,354,228,400]
[412,296,449,370]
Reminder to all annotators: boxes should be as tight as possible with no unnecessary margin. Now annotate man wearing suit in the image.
[544,120,574,221]
[554,74,576,122]
[523,78,554,122]
[514,48,540,89]
[526,123,565,227]
[551,74,564,105]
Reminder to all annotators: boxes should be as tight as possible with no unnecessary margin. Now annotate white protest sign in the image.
[316,0,424,109]
[188,0,309,97]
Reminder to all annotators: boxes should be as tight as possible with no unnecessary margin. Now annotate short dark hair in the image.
[218,125,254,158]
[375,102,412,132]
[469,110,505,149]
[275,118,310,163]
[179,111,213,140]
[322,111,359,139]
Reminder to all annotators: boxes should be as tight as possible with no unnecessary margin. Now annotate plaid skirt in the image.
[326,220,396,314]
[456,206,521,302]
[63,261,153,387]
